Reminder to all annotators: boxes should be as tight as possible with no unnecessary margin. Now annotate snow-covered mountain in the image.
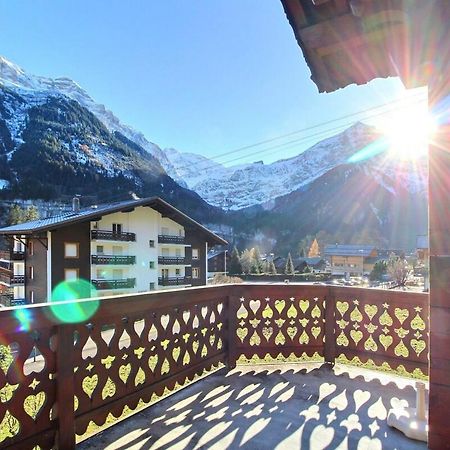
[0,56,428,216]
[0,56,167,161]
[162,123,427,210]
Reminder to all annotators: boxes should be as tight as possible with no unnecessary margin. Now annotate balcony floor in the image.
[78,363,427,450]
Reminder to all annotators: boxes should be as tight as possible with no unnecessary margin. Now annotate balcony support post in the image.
[226,286,241,369]
[324,289,336,366]
[428,31,450,447]
[56,324,76,449]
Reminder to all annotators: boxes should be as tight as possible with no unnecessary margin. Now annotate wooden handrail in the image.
[0,284,429,449]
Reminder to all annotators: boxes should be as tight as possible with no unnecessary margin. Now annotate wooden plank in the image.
[324,291,336,364]
[56,324,76,450]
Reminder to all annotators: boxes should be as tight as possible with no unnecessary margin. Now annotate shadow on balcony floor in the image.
[78,363,427,450]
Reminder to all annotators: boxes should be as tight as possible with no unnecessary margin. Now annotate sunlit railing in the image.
[0,284,428,449]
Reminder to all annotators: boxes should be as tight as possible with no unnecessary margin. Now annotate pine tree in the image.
[285,252,295,275]
[228,247,242,275]
[262,259,270,274]
[251,247,262,274]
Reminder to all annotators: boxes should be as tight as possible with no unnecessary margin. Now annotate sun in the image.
[377,102,436,161]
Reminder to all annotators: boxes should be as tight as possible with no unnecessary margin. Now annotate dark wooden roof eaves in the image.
[279,0,399,92]
[0,197,227,246]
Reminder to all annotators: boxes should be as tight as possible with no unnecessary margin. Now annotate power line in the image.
[171,96,427,172]
[169,92,426,172]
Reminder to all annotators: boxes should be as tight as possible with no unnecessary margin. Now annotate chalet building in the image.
[207,249,228,279]
[324,244,377,277]
[0,197,226,305]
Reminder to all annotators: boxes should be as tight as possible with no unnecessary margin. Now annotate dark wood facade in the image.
[185,228,207,286]
[26,236,48,303]
[50,222,91,290]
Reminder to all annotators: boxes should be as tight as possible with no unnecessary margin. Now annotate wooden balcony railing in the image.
[158,235,185,245]
[0,284,429,449]
[91,230,136,242]
[91,278,136,290]
[91,255,136,265]
[157,256,188,265]
[158,276,191,286]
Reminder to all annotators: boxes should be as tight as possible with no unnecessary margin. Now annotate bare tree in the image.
[387,254,411,288]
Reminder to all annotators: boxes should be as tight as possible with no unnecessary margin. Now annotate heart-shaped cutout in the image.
[311,326,321,339]
[410,339,426,356]
[25,392,46,420]
[249,300,261,314]
[364,304,378,320]
[82,374,99,398]
[379,334,393,351]
[336,301,349,316]
[237,327,248,343]
[274,299,286,314]
[350,330,363,345]
[262,327,273,341]
[119,363,131,384]
[394,308,409,325]
[160,314,170,330]
[262,304,273,319]
[299,299,309,314]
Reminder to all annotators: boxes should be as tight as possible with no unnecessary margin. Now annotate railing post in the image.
[226,287,240,370]
[324,289,336,366]
[56,324,76,449]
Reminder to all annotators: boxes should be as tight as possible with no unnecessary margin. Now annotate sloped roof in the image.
[279,0,436,92]
[324,244,376,257]
[0,197,227,246]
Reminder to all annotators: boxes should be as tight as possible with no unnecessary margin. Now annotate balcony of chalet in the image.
[0,284,429,449]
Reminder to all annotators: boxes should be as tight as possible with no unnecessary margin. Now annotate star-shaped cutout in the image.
[240,297,245,302]
[382,303,389,309]
[353,300,359,305]
[86,363,94,372]
[414,306,423,312]
[368,419,380,436]
[326,410,337,425]
[29,378,40,390]
[382,327,389,334]
[353,323,360,330]
[414,331,422,339]
[265,297,270,302]
[290,297,295,302]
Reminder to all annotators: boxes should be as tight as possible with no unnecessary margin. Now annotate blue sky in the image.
[0,0,421,165]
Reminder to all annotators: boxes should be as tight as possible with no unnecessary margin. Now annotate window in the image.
[112,246,123,255]
[175,248,181,257]
[192,268,200,279]
[149,282,155,291]
[64,269,78,281]
[161,248,169,256]
[96,245,104,254]
[149,261,155,269]
[192,248,199,260]
[175,268,181,276]
[112,223,123,234]
[28,241,34,256]
[161,268,169,278]
[29,266,34,280]
[113,269,123,280]
[149,240,155,248]
[64,242,79,259]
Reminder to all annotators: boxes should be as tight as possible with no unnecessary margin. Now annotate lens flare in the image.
[13,308,33,332]
[347,138,389,163]
[48,279,99,324]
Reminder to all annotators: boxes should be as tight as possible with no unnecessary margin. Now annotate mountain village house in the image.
[324,244,377,277]
[0,197,226,305]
